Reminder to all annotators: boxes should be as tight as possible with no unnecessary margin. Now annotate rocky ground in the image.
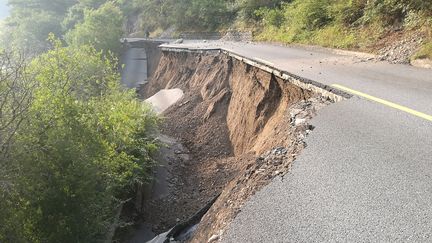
[371,30,426,64]
[191,97,330,243]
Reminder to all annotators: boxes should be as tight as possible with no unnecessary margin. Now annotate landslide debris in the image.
[371,30,426,64]
[139,51,333,242]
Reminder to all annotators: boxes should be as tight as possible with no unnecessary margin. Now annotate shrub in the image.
[255,7,285,28]
[284,0,332,32]
[313,25,357,48]
[0,39,159,242]
[412,42,432,59]
[65,2,124,54]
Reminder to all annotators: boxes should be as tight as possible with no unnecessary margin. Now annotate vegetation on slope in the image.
[3,0,430,58]
[0,38,159,242]
[412,41,432,59]
[0,0,160,240]
[126,0,432,58]
[65,2,124,54]
[253,0,432,52]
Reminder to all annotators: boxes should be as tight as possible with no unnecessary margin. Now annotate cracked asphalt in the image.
[224,97,432,242]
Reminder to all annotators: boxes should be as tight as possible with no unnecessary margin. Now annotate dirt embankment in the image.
[140,51,332,242]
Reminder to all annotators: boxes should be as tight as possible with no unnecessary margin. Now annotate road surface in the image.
[121,46,147,88]
[160,41,432,242]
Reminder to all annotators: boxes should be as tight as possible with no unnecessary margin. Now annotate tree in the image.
[235,0,287,22]
[62,0,111,31]
[1,0,79,52]
[175,0,231,30]
[0,39,159,242]
[7,0,77,15]
[0,52,35,243]
[0,50,33,159]
[1,9,63,53]
[65,2,124,54]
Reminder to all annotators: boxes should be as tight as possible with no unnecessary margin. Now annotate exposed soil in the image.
[138,51,333,242]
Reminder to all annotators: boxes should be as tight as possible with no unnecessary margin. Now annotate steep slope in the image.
[140,51,335,242]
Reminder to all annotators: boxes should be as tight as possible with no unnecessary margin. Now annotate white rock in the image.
[294,118,307,126]
[145,88,184,114]
[174,38,184,44]
[208,234,220,242]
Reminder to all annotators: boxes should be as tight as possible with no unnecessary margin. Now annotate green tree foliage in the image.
[62,0,111,31]
[1,9,63,53]
[65,2,124,54]
[235,0,287,23]
[0,51,33,158]
[0,39,159,242]
[1,0,78,53]
[7,0,77,15]
[173,0,232,31]
[0,52,34,243]
[128,0,233,32]
[1,0,124,54]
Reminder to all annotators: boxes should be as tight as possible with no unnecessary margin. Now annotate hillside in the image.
[1,0,431,64]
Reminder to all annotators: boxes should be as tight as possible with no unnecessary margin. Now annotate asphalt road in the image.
[121,46,148,88]
[161,41,432,242]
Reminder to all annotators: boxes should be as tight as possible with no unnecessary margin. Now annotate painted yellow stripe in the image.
[332,84,432,122]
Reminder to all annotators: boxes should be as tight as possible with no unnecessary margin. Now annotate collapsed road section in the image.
[130,44,349,242]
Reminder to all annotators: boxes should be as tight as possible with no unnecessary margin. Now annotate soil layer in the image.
[139,51,332,242]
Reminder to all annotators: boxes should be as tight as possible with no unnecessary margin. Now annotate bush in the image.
[0,39,159,242]
[412,42,432,59]
[172,0,232,31]
[284,0,332,32]
[313,25,357,48]
[65,2,124,54]
[328,0,368,27]
[236,0,286,23]
[255,7,285,28]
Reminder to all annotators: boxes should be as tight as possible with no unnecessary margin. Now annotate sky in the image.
[0,0,9,20]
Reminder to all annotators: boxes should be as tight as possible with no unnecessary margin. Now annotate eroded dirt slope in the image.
[140,51,332,242]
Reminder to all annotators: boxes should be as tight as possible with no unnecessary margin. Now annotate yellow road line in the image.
[332,84,432,122]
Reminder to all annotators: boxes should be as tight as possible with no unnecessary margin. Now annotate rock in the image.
[273,147,288,155]
[174,38,184,44]
[178,100,190,107]
[294,118,307,126]
[208,234,220,242]
[272,160,282,166]
[376,32,425,64]
[290,108,303,117]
